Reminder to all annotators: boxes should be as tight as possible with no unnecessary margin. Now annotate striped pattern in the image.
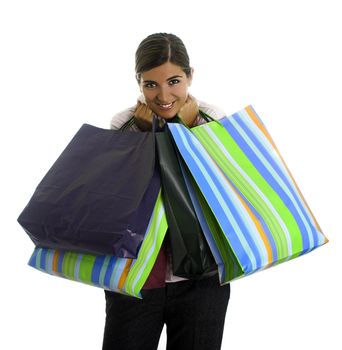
[168,105,328,284]
[28,191,168,299]
[180,161,242,282]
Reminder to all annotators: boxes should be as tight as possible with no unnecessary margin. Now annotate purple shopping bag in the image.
[18,123,160,258]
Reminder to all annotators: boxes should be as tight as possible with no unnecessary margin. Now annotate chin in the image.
[159,112,178,120]
[150,108,177,120]
[150,101,181,120]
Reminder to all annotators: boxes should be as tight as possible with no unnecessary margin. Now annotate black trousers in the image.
[102,275,230,350]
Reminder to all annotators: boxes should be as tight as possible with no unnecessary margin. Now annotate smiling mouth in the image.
[156,101,175,110]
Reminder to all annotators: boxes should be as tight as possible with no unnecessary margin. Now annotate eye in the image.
[144,82,157,89]
[169,79,180,86]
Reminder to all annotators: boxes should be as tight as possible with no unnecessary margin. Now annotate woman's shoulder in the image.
[193,99,226,126]
[197,100,226,120]
[110,105,136,130]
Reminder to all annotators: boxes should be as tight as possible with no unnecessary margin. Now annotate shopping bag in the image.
[156,124,216,278]
[179,159,238,282]
[168,105,328,284]
[28,191,168,299]
[18,123,160,258]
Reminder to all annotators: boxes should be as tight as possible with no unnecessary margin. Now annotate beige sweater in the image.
[110,97,226,130]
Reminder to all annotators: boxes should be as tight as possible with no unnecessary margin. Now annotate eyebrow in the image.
[143,75,183,84]
[167,75,183,81]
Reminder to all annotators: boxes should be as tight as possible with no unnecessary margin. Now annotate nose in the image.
[157,86,172,103]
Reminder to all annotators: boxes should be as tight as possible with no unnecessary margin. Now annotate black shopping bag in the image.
[156,123,216,278]
[18,124,160,258]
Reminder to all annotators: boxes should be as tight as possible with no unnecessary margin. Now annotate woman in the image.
[103,33,231,350]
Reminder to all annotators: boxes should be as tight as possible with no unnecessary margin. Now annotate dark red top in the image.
[142,238,167,289]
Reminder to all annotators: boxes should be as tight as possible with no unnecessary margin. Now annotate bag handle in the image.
[198,109,215,122]
[119,109,214,131]
[119,116,135,131]
[119,115,161,132]
[169,109,215,129]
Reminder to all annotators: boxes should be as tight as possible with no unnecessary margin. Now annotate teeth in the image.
[158,102,173,109]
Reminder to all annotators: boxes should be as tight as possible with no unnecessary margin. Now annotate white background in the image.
[1,0,341,349]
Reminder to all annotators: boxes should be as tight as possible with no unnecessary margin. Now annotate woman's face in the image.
[139,61,193,120]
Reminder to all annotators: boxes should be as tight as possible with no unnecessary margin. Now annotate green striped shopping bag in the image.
[28,191,167,299]
[168,106,328,284]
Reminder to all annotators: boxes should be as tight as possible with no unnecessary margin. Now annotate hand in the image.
[134,101,154,131]
[133,95,199,130]
[178,95,199,127]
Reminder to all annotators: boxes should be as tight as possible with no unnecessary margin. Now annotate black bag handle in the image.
[198,109,215,122]
[119,108,214,131]
[119,115,162,132]
[169,109,215,128]
[119,116,135,131]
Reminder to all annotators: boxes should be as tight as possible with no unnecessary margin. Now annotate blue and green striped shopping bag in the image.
[28,191,168,298]
[168,106,328,284]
